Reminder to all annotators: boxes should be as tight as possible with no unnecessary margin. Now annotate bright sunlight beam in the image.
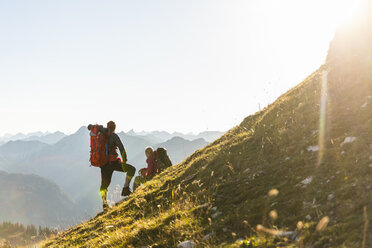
[325,0,363,26]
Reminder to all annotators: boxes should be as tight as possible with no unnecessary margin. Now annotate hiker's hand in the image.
[139,168,146,178]
[144,170,150,178]
[121,160,127,165]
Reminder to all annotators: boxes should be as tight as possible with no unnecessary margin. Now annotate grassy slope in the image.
[44,7,372,248]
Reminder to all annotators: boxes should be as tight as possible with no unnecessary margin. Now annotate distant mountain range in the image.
[0,127,224,227]
[0,131,66,145]
[126,129,224,143]
[0,129,224,145]
[0,170,83,228]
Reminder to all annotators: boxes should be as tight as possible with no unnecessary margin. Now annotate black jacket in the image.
[99,127,128,161]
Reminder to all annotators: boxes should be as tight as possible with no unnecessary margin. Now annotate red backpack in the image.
[89,125,109,167]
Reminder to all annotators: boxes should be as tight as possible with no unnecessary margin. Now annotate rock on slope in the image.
[43,3,372,247]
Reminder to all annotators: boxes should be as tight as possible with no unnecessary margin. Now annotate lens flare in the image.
[317,70,328,166]
[316,216,330,232]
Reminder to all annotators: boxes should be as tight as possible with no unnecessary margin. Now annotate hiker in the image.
[132,147,172,191]
[133,147,158,191]
[88,121,136,211]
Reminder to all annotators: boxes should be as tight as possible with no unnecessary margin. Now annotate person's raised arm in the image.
[87,124,108,135]
[113,133,127,163]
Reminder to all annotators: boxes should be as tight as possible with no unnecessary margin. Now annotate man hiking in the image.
[88,121,136,211]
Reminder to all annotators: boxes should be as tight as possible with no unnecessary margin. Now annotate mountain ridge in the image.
[43,3,372,247]
[0,170,83,228]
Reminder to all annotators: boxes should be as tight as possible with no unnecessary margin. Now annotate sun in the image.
[325,0,364,26]
[291,0,364,34]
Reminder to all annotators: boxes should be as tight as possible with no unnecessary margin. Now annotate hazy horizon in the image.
[0,0,363,136]
[0,126,226,137]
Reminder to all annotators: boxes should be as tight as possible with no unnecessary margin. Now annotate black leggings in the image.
[100,161,136,191]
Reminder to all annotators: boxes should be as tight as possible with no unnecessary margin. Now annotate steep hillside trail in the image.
[43,2,372,247]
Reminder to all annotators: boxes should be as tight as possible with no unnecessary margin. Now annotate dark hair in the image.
[107,121,116,132]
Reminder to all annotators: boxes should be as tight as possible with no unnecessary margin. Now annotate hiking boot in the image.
[121,186,131,197]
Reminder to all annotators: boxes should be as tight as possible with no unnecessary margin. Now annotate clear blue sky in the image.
[0,0,362,135]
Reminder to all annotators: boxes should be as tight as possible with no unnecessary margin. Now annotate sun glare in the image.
[304,0,363,33]
[326,0,363,25]
[280,0,364,36]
